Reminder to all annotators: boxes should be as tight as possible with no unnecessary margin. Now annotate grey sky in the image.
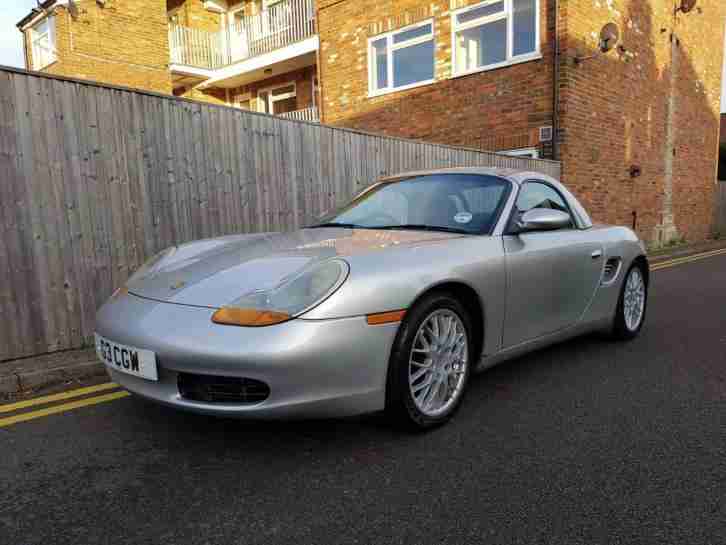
[0,1,36,69]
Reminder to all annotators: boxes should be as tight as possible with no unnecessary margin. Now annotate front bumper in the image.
[96,292,400,418]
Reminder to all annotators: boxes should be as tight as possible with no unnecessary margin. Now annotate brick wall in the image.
[23,0,172,94]
[318,0,555,154]
[168,0,223,32]
[318,0,724,244]
[177,86,229,106]
[557,0,726,245]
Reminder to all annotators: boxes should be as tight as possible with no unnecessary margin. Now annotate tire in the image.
[611,262,648,341]
[385,291,474,430]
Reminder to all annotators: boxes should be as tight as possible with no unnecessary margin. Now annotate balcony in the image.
[228,0,315,63]
[169,25,229,70]
[169,0,317,84]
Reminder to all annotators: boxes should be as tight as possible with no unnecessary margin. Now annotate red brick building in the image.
[17,0,726,245]
[318,0,726,245]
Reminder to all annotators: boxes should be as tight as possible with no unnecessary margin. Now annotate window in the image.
[368,20,435,95]
[515,182,572,226]
[29,17,56,70]
[453,0,539,75]
[258,83,297,115]
[228,5,246,27]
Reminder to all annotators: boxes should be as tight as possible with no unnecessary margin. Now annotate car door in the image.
[502,181,604,348]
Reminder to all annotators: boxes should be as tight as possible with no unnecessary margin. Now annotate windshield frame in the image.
[311,173,515,236]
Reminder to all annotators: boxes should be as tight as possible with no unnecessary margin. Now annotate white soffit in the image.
[201,36,319,89]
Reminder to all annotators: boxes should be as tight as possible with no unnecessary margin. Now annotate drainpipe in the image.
[314,4,324,123]
[552,0,560,161]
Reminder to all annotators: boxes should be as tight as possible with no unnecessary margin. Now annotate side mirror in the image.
[517,209,572,232]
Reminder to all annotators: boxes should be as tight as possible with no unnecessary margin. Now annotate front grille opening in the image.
[602,257,622,284]
[178,373,270,404]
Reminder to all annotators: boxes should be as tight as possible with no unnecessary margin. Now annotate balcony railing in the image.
[169,0,316,71]
[169,25,229,70]
[278,106,319,123]
[229,0,315,62]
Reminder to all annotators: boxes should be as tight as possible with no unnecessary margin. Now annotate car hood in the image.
[127,228,463,308]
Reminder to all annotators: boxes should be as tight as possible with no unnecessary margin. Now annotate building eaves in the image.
[17,1,58,31]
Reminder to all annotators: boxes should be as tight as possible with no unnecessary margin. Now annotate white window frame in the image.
[29,16,57,70]
[367,19,436,98]
[257,81,297,114]
[451,0,540,78]
[502,147,539,158]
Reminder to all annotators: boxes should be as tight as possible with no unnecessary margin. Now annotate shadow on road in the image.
[122,330,614,448]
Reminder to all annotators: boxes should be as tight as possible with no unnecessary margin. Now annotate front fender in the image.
[302,236,507,356]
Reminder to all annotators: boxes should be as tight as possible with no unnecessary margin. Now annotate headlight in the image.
[127,247,177,284]
[212,259,349,327]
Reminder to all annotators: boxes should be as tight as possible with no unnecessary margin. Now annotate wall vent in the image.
[539,126,553,142]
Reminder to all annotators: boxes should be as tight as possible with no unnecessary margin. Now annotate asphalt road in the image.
[2,254,726,545]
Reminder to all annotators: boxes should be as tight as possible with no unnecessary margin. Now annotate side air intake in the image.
[602,258,622,285]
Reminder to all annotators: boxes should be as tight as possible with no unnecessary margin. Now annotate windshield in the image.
[313,174,511,234]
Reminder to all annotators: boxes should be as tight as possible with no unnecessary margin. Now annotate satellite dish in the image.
[599,23,620,53]
[679,0,697,13]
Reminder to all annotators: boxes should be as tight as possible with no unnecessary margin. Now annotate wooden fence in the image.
[0,67,560,362]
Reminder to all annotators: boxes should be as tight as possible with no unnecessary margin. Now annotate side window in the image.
[443,184,508,231]
[461,185,507,216]
[515,181,573,227]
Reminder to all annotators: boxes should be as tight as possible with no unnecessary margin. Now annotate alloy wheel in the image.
[408,309,469,417]
[623,267,646,331]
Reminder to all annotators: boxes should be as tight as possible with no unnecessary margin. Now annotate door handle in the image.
[591,250,603,259]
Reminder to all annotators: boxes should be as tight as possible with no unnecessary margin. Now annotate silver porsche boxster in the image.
[96,167,648,429]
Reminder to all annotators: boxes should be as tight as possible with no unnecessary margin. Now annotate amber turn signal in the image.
[366,310,406,325]
[212,307,291,327]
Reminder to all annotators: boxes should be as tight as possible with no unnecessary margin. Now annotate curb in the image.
[0,352,106,401]
[648,239,726,264]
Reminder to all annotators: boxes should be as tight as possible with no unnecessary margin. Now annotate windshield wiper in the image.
[368,224,472,235]
[308,222,367,229]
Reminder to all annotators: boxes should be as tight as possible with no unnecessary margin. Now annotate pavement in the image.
[1,247,726,544]
[2,239,726,402]
[0,349,105,401]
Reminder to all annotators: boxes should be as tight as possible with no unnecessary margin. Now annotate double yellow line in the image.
[1,246,725,429]
[0,382,129,429]
[650,247,726,272]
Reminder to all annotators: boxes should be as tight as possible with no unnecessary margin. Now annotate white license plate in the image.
[95,334,158,381]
